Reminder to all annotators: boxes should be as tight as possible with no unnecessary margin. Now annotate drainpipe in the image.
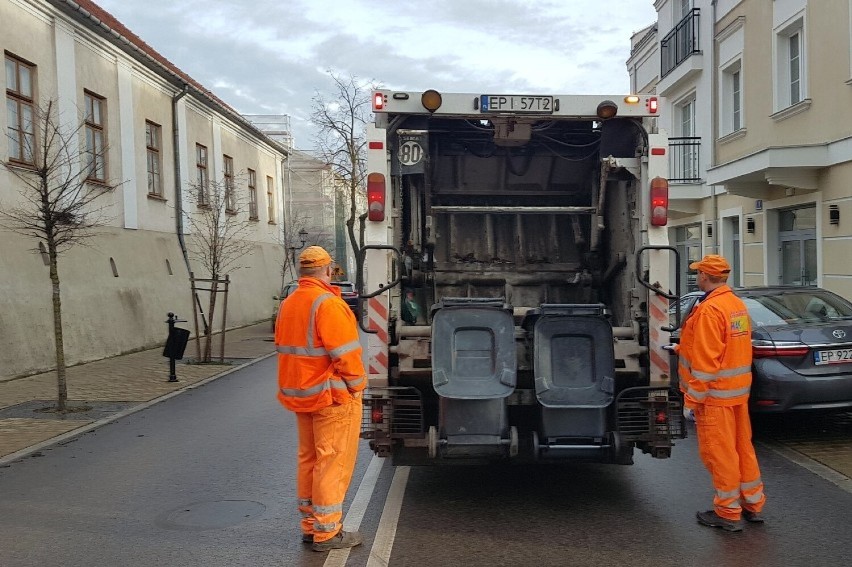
[710,0,719,253]
[172,84,190,270]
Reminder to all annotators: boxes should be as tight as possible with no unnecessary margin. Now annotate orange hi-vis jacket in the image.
[675,285,753,408]
[275,277,367,413]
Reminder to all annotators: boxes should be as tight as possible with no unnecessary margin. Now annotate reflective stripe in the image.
[298,499,312,507]
[684,384,750,401]
[313,503,342,515]
[301,510,313,518]
[344,376,365,389]
[315,521,338,532]
[716,488,740,500]
[743,490,764,504]
[306,293,334,348]
[280,378,348,398]
[719,502,742,510]
[741,478,763,491]
[328,340,360,359]
[277,345,329,356]
[681,357,750,382]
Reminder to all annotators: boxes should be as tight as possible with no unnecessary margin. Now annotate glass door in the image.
[779,207,816,286]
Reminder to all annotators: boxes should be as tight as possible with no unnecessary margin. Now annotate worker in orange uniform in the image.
[673,254,765,532]
[275,246,367,552]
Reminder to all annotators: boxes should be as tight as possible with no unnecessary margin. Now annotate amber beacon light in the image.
[421,90,442,113]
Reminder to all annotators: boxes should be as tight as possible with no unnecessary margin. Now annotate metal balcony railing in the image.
[661,8,700,78]
[669,137,701,182]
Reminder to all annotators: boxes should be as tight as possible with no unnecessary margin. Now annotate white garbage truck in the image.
[357,90,684,466]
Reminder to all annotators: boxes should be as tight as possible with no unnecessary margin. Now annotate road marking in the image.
[367,466,410,567]
[323,454,385,567]
[759,440,852,494]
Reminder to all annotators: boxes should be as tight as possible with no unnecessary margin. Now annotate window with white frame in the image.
[266,175,275,223]
[775,16,806,110]
[721,59,744,136]
[195,144,209,206]
[84,91,107,182]
[5,53,36,164]
[145,121,162,196]
[247,168,258,220]
[223,155,236,212]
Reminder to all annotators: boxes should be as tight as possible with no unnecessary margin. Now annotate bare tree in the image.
[185,174,254,361]
[311,72,376,271]
[0,100,115,412]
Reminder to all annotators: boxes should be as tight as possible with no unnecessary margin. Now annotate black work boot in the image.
[312,530,363,552]
[743,510,765,523]
[301,534,313,544]
[696,510,744,532]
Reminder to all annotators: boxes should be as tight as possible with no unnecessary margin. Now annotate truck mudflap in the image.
[361,386,425,458]
[615,386,686,459]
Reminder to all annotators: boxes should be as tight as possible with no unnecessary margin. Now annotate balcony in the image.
[669,137,701,183]
[661,8,700,78]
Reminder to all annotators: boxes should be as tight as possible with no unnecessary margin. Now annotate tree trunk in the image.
[204,279,218,362]
[48,244,67,412]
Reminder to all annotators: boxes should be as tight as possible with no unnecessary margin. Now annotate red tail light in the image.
[755,399,779,407]
[371,405,383,424]
[655,410,668,424]
[373,92,384,111]
[650,177,668,226]
[647,96,659,113]
[752,340,810,358]
[367,172,386,222]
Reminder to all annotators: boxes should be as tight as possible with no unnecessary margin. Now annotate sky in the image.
[93,0,658,151]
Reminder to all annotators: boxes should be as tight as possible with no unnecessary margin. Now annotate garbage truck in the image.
[357,90,684,466]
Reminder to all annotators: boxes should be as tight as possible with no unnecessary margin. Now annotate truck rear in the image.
[359,90,683,465]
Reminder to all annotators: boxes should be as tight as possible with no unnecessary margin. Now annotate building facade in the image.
[1,0,288,378]
[629,0,852,300]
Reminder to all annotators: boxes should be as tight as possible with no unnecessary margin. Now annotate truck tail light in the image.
[647,96,659,114]
[373,92,384,111]
[367,172,386,222]
[650,177,668,226]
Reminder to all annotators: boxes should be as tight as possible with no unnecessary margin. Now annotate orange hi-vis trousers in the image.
[694,403,766,521]
[296,397,362,543]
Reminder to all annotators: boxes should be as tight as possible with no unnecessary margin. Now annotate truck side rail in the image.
[636,245,681,332]
[356,244,405,334]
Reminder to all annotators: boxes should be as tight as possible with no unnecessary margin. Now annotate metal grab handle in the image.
[356,245,405,334]
[636,245,681,332]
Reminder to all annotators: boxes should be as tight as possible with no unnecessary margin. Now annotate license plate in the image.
[814,348,852,365]
[480,95,554,113]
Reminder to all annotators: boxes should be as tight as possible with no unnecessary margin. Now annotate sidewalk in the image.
[0,322,276,463]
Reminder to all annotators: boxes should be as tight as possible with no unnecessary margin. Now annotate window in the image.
[248,168,258,220]
[721,59,744,136]
[145,121,162,196]
[675,224,702,293]
[5,54,36,164]
[775,17,806,110]
[674,98,699,181]
[196,144,209,206]
[266,175,275,222]
[223,155,235,212]
[84,91,106,182]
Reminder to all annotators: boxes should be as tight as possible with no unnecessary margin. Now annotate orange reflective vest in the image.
[275,277,366,412]
[675,285,753,407]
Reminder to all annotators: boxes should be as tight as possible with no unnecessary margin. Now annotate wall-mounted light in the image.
[830,205,840,225]
[746,217,756,234]
[706,222,713,238]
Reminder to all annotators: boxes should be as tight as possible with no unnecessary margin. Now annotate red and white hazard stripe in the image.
[367,296,389,380]
[648,292,672,386]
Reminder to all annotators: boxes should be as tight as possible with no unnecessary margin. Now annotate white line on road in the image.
[366,465,410,567]
[324,454,385,567]
[759,440,852,494]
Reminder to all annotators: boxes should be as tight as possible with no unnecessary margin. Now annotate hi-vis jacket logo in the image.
[730,311,749,336]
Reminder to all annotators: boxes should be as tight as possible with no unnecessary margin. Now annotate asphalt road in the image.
[1,358,851,567]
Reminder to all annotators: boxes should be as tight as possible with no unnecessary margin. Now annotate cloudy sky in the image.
[94,0,657,151]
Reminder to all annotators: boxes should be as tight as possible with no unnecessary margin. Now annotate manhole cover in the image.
[157,500,266,530]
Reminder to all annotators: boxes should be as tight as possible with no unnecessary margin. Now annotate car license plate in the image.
[814,348,852,365]
[480,95,554,113]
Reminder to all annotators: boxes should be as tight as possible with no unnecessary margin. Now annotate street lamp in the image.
[289,229,309,271]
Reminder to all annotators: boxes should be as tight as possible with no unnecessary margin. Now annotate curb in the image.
[758,439,852,495]
[0,352,276,467]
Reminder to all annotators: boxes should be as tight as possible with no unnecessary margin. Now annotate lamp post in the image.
[289,229,309,272]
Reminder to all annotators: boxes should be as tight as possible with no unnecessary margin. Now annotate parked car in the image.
[332,281,359,312]
[669,286,852,413]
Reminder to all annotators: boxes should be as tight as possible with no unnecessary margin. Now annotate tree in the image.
[184,174,255,362]
[310,72,376,276]
[0,100,115,412]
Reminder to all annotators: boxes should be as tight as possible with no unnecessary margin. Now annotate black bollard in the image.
[163,312,190,382]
